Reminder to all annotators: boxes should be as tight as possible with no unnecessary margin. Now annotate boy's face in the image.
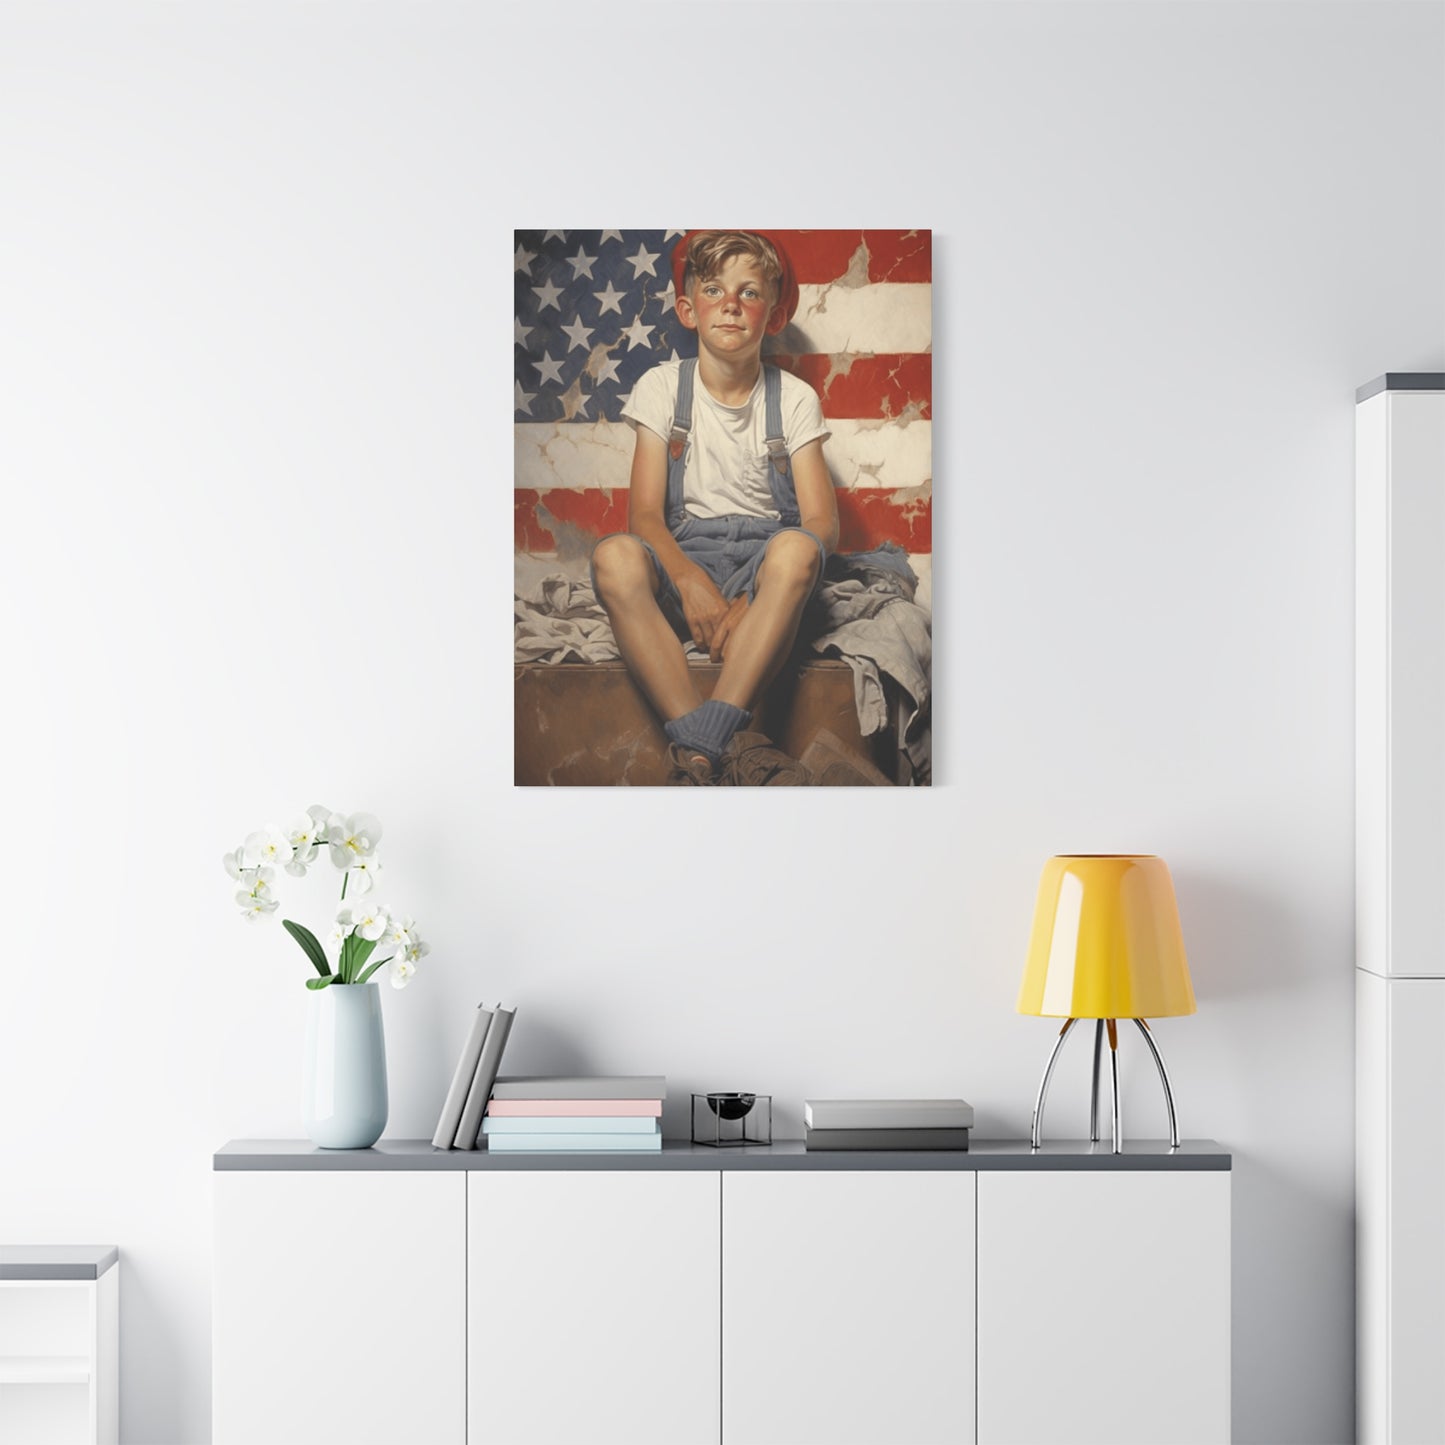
[676,253,781,364]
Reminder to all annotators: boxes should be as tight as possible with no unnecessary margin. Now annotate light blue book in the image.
[485,1132,664,1152]
[482,1116,660,1136]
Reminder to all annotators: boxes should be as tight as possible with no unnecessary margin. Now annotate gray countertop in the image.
[215,1138,1230,1172]
[0,1246,119,1280]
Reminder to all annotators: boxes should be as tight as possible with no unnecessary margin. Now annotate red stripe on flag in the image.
[515,489,628,552]
[517,488,931,556]
[765,230,932,285]
[837,489,932,553]
[770,354,931,420]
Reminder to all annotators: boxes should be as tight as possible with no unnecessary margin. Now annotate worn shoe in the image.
[665,745,718,786]
[717,731,810,786]
[800,729,894,787]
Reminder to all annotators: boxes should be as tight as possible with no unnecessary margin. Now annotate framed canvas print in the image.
[514,229,931,787]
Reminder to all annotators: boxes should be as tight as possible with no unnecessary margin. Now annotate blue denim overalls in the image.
[662,359,821,603]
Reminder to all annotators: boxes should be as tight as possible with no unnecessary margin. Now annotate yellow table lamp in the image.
[1019,855,1195,1153]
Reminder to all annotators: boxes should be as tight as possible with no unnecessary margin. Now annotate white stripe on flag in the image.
[780,282,932,355]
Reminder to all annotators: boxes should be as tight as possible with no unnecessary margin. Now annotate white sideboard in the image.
[0,1248,119,1445]
[214,1140,1230,1445]
[1355,373,1445,1445]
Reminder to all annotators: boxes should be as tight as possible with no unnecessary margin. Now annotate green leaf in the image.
[355,955,393,986]
[305,975,334,991]
[283,919,332,978]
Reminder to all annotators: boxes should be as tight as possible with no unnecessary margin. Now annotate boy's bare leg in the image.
[592,536,701,721]
[711,531,821,712]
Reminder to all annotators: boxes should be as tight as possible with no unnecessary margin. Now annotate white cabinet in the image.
[1355,375,1445,1445]
[976,1171,1230,1445]
[721,1171,974,1445]
[214,1145,1229,1445]
[0,1251,118,1445]
[466,1170,719,1445]
[213,1170,466,1445]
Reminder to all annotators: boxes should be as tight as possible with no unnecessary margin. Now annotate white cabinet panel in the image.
[722,1171,975,1445]
[1358,389,1445,978]
[977,1171,1229,1445]
[213,1171,466,1445]
[467,1170,719,1445]
[1358,974,1445,1444]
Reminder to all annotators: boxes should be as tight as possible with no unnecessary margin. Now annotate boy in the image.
[591,231,838,785]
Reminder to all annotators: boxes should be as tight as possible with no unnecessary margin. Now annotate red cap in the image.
[671,230,799,335]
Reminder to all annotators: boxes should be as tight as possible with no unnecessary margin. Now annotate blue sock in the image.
[665,699,750,763]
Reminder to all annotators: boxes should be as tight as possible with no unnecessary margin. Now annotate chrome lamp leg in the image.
[1030,1017,1077,1149]
[1106,1017,1121,1154]
[1134,1018,1180,1148]
[1089,1020,1104,1142]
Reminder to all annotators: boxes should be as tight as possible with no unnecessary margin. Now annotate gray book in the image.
[489,1075,666,1101]
[804,1126,971,1151]
[804,1098,974,1131]
[431,1004,494,1150]
[456,1005,516,1149]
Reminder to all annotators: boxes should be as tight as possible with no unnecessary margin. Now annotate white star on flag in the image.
[514,244,536,273]
[594,281,626,316]
[531,351,566,385]
[664,230,686,240]
[561,316,595,352]
[594,354,622,386]
[627,245,660,279]
[599,231,624,243]
[532,278,564,311]
[568,247,598,280]
[621,315,656,350]
[543,230,567,243]
[558,377,591,420]
[514,380,536,415]
[514,317,533,348]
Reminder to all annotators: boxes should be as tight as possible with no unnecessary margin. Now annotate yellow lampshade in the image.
[1017,855,1195,1019]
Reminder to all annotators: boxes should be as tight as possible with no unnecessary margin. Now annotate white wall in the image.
[1,3,1440,1441]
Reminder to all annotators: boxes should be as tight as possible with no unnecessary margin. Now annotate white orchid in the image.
[284,815,323,876]
[385,916,418,950]
[227,809,429,993]
[328,908,356,947]
[236,887,279,922]
[327,813,382,870]
[352,904,391,942]
[244,825,294,871]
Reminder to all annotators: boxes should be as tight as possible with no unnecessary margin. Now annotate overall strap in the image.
[763,364,801,525]
[665,359,696,527]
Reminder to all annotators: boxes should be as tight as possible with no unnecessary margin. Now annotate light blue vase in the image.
[302,982,388,1149]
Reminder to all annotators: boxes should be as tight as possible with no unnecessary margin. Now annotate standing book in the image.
[455,1005,516,1150]
[431,1004,494,1150]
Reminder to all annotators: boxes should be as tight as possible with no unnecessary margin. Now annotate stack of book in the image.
[481,1076,666,1152]
[431,1003,517,1151]
[803,1098,973,1150]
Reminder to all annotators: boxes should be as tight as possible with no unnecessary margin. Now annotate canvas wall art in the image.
[514,228,932,787]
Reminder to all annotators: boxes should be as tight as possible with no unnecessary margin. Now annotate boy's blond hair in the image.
[681,231,784,301]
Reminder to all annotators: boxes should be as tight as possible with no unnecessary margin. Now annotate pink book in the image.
[485,1098,663,1117]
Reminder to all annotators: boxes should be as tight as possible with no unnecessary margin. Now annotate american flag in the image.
[514,228,932,589]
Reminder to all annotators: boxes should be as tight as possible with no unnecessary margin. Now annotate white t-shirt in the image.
[622,360,830,521]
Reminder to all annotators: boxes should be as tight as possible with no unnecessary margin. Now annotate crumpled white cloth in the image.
[514,576,621,664]
[808,578,932,777]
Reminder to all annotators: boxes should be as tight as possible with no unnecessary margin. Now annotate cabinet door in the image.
[1358,971,1445,1443]
[977,1171,1229,1445]
[467,1170,719,1445]
[214,1171,466,1445]
[722,1171,975,1445]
